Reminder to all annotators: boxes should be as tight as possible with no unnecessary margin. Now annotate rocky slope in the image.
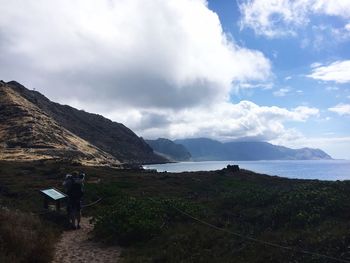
[175,138,332,161]
[0,81,166,164]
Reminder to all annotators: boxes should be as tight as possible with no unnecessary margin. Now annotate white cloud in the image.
[312,0,350,18]
[277,136,350,160]
[329,104,350,115]
[328,24,350,42]
[307,60,350,83]
[273,87,307,97]
[0,0,324,150]
[238,0,308,37]
[325,86,339,91]
[273,87,290,97]
[239,0,350,38]
[299,23,350,50]
[346,23,350,31]
[311,62,323,68]
[293,106,319,119]
[237,82,273,90]
[0,0,271,110]
[100,101,319,143]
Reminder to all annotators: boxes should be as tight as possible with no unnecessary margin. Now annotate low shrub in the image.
[92,197,202,246]
[0,207,55,263]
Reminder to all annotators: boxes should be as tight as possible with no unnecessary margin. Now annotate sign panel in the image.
[40,188,66,200]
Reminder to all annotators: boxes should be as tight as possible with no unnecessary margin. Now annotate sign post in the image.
[40,188,67,211]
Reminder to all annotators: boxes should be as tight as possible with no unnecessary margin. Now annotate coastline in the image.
[144,159,350,181]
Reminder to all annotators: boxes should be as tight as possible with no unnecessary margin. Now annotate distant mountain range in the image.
[0,80,332,166]
[145,138,191,161]
[146,137,332,161]
[0,80,167,165]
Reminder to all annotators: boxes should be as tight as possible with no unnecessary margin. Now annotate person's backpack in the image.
[68,179,83,200]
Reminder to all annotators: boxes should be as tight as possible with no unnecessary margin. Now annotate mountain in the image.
[175,138,227,161]
[175,138,332,161]
[0,80,167,165]
[0,81,117,166]
[145,138,191,161]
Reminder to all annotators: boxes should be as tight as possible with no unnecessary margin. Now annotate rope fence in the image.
[169,203,350,263]
[29,178,350,263]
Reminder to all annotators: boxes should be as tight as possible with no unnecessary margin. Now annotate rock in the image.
[226,164,240,173]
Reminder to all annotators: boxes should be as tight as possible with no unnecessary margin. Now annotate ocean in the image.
[144,160,350,181]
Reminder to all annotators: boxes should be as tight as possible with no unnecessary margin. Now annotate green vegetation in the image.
[0,160,350,262]
[92,196,202,245]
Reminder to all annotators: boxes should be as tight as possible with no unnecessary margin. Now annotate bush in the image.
[92,197,202,246]
[272,185,348,228]
[0,207,55,263]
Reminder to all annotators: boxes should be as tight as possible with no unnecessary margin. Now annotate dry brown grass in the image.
[0,84,121,166]
[0,207,56,263]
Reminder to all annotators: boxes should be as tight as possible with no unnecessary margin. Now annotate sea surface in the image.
[144,160,350,181]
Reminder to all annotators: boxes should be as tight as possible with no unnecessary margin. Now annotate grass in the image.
[0,207,56,263]
[0,160,350,262]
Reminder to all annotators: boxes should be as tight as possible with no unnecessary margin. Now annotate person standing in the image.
[63,171,85,229]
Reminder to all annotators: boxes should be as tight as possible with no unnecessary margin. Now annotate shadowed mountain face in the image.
[145,138,191,161]
[0,81,167,164]
[174,138,332,161]
[0,82,119,165]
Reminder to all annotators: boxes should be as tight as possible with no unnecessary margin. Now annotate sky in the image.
[0,0,350,159]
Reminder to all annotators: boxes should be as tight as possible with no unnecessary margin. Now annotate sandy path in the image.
[52,217,121,263]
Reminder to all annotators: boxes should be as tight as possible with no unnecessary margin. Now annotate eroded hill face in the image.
[0,80,166,165]
[0,82,120,166]
[6,81,167,164]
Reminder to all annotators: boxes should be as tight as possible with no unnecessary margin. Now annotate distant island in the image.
[146,137,332,161]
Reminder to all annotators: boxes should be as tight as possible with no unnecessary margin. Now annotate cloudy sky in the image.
[1,0,350,158]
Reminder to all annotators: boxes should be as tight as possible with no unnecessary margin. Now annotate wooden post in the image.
[56,200,61,211]
[44,196,48,209]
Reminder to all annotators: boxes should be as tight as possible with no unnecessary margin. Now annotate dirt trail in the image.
[52,217,121,263]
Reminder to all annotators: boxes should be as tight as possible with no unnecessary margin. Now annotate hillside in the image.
[0,82,121,166]
[0,80,167,164]
[175,138,332,161]
[145,138,191,161]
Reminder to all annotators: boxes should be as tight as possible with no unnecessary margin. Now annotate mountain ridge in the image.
[0,82,119,165]
[145,138,191,161]
[0,80,167,165]
[173,138,332,161]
